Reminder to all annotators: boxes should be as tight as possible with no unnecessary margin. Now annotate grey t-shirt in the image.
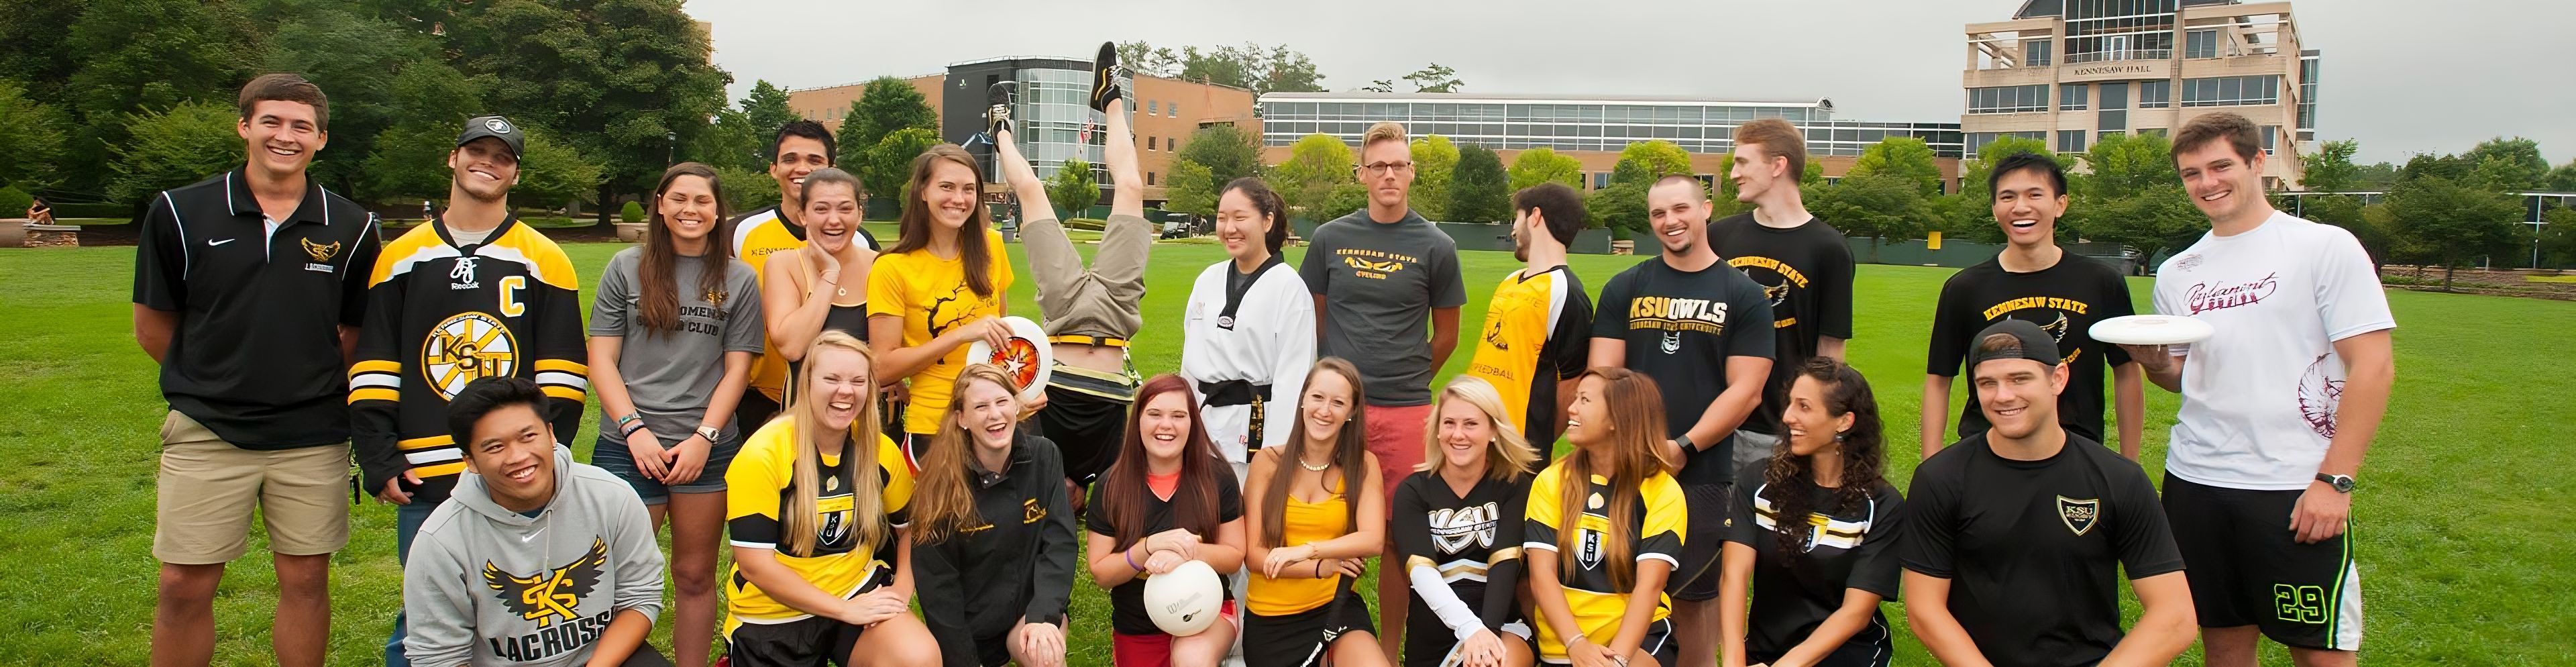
[588,247,766,444]
[1298,209,1467,406]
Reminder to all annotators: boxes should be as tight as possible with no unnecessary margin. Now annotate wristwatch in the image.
[2314,473,2355,493]
[694,425,722,442]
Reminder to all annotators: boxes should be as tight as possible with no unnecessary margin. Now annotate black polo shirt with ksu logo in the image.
[132,168,382,449]
[1898,431,2183,667]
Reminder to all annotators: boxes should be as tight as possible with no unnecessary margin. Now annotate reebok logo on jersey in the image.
[450,256,482,290]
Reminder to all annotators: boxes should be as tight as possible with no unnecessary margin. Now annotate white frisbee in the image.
[1142,560,1225,637]
[963,315,1052,402]
[2090,315,2214,346]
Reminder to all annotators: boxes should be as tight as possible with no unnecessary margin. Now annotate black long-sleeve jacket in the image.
[911,431,1077,667]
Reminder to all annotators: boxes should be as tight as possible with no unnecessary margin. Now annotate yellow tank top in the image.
[1247,478,1350,616]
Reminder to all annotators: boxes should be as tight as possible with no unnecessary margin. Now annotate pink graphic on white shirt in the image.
[2298,354,2343,440]
[2186,272,2280,314]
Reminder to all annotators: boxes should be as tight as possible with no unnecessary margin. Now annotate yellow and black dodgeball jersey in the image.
[723,419,914,624]
[351,217,586,505]
[1522,461,1686,660]
[1464,266,1592,451]
[730,206,879,403]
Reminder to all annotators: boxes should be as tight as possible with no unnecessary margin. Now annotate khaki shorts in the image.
[154,410,351,564]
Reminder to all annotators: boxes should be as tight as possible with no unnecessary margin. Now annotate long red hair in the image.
[1093,374,1229,552]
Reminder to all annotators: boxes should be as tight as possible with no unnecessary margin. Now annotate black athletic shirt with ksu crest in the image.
[1589,257,1776,487]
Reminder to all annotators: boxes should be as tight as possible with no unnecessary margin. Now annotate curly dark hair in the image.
[1763,356,1888,563]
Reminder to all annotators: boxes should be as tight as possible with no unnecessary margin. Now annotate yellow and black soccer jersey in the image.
[1522,461,1686,661]
[1464,266,1593,452]
[352,217,586,505]
[731,205,878,403]
[723,419,914,625]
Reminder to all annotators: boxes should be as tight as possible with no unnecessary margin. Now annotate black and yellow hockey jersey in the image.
[352,216,587,505]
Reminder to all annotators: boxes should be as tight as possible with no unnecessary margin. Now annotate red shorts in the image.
[1362,403,1434,503]
[1110,600,1239,667]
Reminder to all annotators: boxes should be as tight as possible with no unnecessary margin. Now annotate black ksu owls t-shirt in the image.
[1589,257,1776,487]
[1925,254,2137,444]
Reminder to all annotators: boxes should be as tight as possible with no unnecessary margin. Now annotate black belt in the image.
[1197,379,1271,407]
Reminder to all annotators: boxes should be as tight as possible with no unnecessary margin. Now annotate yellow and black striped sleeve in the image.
[1638,474,1686,570]
[350,225,439,493]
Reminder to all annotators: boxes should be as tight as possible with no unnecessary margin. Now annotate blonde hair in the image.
[1362,121,1409,152]
[909,364,1021,544]
[1418,376,1537,482]
[780,330,888,557]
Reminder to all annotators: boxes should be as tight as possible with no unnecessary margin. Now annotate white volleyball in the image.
[1142,559,1224,636]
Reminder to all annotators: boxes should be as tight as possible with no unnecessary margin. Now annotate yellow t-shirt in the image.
[1464,266,1588,443]
[1246,478,1350,616]
[866,228,1014,434]
[722,418,916,625]
[732,208,808,402]
[1523,461,1686,661]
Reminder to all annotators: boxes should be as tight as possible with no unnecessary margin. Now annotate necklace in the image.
[1298,456,1332,472]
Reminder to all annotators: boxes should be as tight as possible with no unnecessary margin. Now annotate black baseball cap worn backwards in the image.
[456,115,525,158]
[1968,319,2061,370]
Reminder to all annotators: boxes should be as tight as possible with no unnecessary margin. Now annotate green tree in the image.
[697,80,801,172]
[1619,140,1694,179]
[2461,137,2548,191]
[837,76,936,166]
[0,0,89,107]
[1960,135,2051,198]
[2067,184,2205,263]
[1507,147,1583,192]
[64,0,258,121]
[0,79,68,190]
[1164,160,1218,216]
[714,164,777,214]
[1450,144,1509,223]
[2546,161,2576,193]
[1360,80,1395,93]
[1408,135,1458,219]
[2302,139,2363,191]
[858,127,939,213]
[1846,137,1941,196]
[2298,193,2387,270]
[258,3,441,195]
[515,128,605,210]
[2399,152,2474,183]
[1809,172,1932,258]
[1318,183,1368,222]
[741,81,800,137]
[1116,42,1182,78]
[1585,159,1654,241]
[1175,125,1263,186]
[1049,158,1100,217]
[1403,63,1462,93]
[445,0,730,225]
[2353,161,2401,189]
[2384,176,2522,289]
[1122,42,1328,95]
[2080,132,2178,199]
[106,100,239,203]
[361,122,459,203]
[1273,134,1358,221]
[2540,207,2576,268]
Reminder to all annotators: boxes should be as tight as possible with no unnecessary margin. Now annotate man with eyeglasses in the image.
[1298,120,1468,660]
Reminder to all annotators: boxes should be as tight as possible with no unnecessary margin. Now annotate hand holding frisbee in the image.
[2090,314,2214,346]
[963,315,1053,401]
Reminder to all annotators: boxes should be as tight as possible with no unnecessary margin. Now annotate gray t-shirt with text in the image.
[1299,209,1467,406]
[588,247,765,444]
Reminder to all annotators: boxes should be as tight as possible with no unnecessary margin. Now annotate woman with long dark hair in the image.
[1241,358,1391,667]
[1086,373,1248,667]
[1717,358,1903,667]
[1526,368,1685,667]
[908,364,1076,667]
[1390,376,1540,667]
[1179,177,1313,481]
[587,162,763,667]
[869,144,1015,467]
[724,331,937,667]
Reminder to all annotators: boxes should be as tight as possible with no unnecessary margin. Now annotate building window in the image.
[2261,125,2279,154]
[2139,127,2168,137]
[1147,172,1157,185]
[1593,172,1611,189]
[2059,130,2087,152]
[1147,137,1157,150]
[2099,130,2125,140]
[2138,79,2171,108]
[2182,75,2282,107]
[1968,85,2050,113]
[2026,38,2053,66]
[2061,83,2089,111]
[2185,29,2219,58]
[1148,100,1159,115]
[1170,103,1180,117]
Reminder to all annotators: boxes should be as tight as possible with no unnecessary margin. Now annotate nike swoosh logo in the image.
[207,239,235,246]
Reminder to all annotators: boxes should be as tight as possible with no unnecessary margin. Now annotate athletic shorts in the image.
[154,410,350,564]
[1240,588,1377,667]
[2163,473,2363,652]
[1110,600,1240,667]
[1036,364,1138,486]
[1668,482,1732,601]
[590,433,740,503]
[1402,620,1534,667]
[1364,403,1435,503]
[1538,617,1674,666]
[723,613,869,667]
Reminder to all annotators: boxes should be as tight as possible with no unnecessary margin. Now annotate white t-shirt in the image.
[2151,211,2395,490]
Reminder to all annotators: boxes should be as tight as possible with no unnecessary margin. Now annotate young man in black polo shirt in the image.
[134,73,382,667]
[1900,320,2196,667]
[1709,118,1856,483]
[1922,151,2143,460]
[729,119,881,431]
[1588,175,1775,667]
[352,115,590,667]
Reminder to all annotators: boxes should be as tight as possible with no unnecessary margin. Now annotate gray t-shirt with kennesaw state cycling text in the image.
[1298,209,1468,407]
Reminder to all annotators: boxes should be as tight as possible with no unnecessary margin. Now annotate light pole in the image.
[666,130,678,166]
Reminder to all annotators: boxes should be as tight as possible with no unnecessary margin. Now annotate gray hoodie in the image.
[403,445,665,667]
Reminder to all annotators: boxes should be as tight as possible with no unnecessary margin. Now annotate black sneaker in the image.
[985,81,1016,136]
[1089,41,1123,111]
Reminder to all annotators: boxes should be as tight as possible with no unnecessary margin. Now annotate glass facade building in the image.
[1256,93,1962,158]
[941,57,1119,185]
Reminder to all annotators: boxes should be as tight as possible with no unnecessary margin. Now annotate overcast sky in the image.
[686,0,2573,165]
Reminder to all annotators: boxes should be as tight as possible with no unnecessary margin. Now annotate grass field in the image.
[3,229,2570,666]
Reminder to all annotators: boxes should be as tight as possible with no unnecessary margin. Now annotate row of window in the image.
[2180,75,2279,107]
[1260,101,1826,125]
[1144,99,1180,118]
[1258,130,1965,158]
[1968,85,2052,114]
[1976,74,2279,116]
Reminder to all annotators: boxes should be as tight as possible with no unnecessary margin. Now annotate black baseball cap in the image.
[456,115,525,158]
[1968,319,2061,371]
